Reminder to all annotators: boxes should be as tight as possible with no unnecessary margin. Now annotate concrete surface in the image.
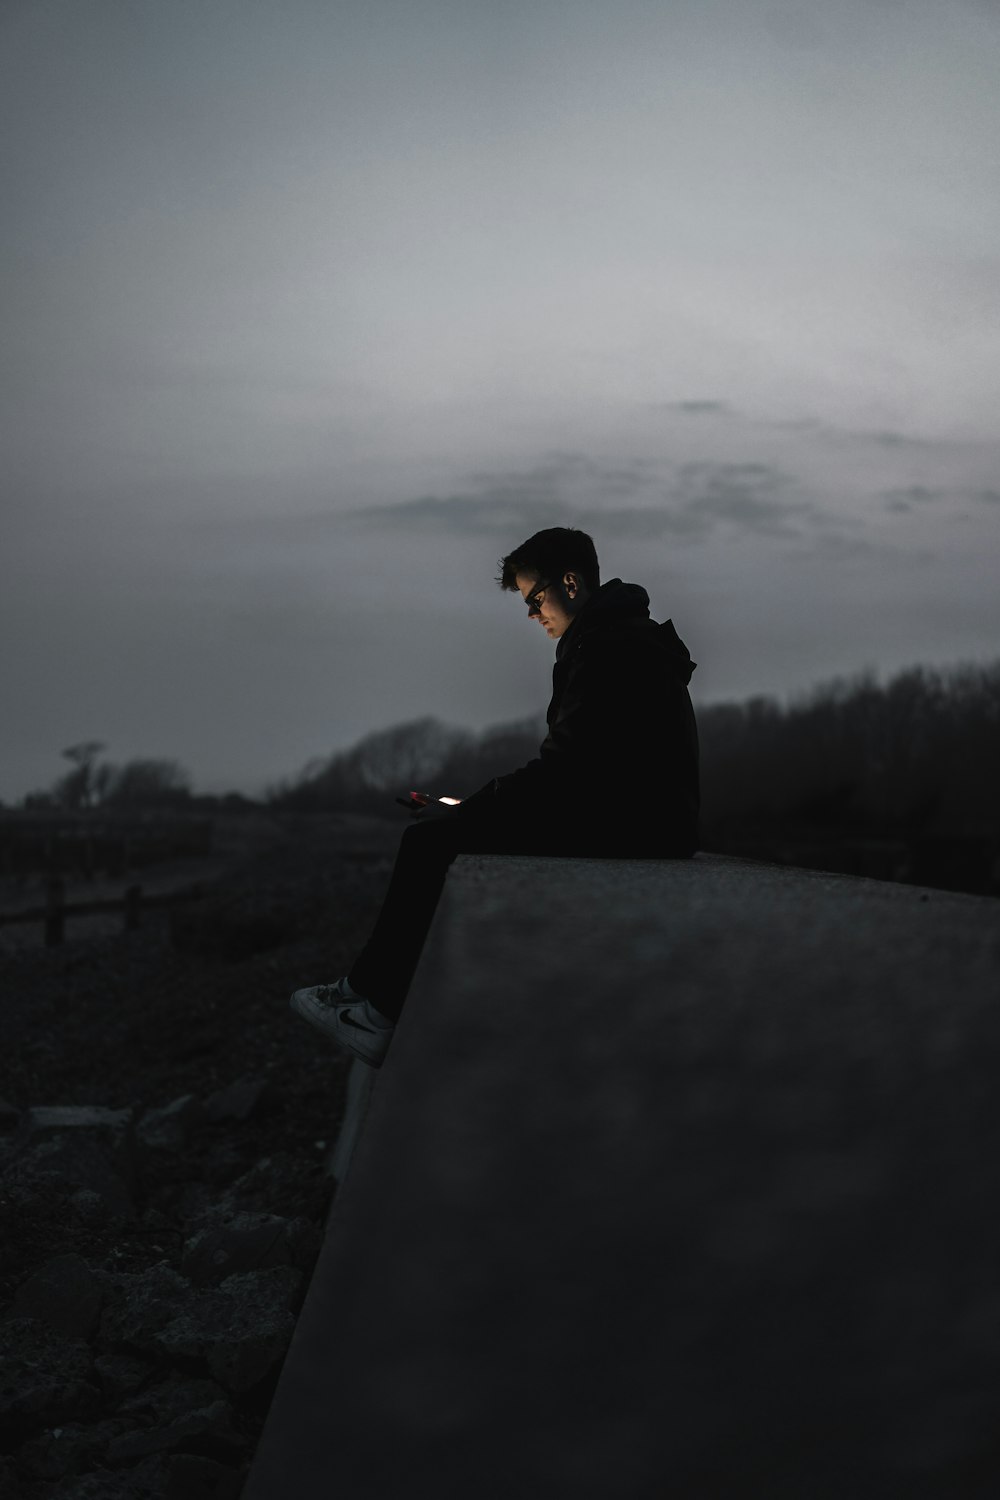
[326,1056,377,1184]
[245,853,1000,1499]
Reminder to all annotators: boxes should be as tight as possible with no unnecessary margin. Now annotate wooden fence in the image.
[0,880,207,946]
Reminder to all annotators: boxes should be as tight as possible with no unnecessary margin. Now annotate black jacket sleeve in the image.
[457,638,635,822]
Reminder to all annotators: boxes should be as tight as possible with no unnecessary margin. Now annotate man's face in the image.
[515,570,585,640]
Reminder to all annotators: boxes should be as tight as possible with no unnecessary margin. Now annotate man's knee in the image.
[400,816,463,861]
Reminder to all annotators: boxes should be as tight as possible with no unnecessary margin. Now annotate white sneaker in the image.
[289,977,394,1067]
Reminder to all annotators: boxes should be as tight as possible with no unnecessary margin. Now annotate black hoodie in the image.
[459,579,699,854]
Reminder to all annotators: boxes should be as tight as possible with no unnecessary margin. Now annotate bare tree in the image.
[342,717,473,793]
[56,740,107,810]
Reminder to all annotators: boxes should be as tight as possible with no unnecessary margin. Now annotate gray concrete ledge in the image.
[246,853,1000,1499]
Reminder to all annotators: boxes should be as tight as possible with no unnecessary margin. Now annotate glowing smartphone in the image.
[394,791,462,811]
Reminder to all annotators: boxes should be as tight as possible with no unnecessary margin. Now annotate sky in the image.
[2,0,999,802]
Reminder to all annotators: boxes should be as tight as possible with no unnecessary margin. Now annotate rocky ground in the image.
[0,810,401,1499]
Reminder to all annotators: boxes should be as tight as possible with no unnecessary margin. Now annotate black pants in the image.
[346,815,551,1022]
[347,812,693,1022]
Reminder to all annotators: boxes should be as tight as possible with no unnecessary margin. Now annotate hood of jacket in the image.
[556,577,697,685]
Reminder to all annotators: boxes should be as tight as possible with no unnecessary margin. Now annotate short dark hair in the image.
[497,527,601,594]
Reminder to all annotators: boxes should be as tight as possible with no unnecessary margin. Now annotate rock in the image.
[68,1183,126,1228]
[117,1372,230,1421]
[39,1453,172,1498]
[93,1352,158,1405]
[137,1094,205,1152]
[164,1453,244,1500]
[12,1105,138,1218]
[203,1076,270,1123]
[21,1134,136,1218]
[49,1451,245,1500]
[0,1098,20,1133]
[282,1214,321,1270]
[187,1139,249,1188]
[169,1179,218,1228]
[181,1211,320,1284]
[11,1252,104,1340]
[107,1375,246,1463]
[155,1266,303,1394]
[18,1105,134,1171]
[0,1318,99,1446]
[14,1416,133,1480]
[224,1154,294,1212]
[96,1261,194,1352]
[96,1261,300,1394]
[199,1150,333,1225]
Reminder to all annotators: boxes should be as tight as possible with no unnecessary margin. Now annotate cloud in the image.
[351,492,560,535]
[346,451,660,537]
[882,484,1000,514]
[463,452,654,503]
[787,530,894,560]
[864,430,934,449]
[763,417,944,451]
[882,484,947,512]
[650,400,733,416]
[668,462,814,537]
[351,456,821,544]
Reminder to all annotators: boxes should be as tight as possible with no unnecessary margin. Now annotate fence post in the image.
[124,884,142,932]
[44,876,65,946]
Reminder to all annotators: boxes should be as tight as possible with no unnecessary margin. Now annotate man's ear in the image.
[563,571,578,598]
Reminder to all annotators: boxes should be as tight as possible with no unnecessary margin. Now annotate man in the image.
[290,526,699,1066]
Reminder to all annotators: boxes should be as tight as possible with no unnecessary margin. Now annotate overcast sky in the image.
[3,0,998,802]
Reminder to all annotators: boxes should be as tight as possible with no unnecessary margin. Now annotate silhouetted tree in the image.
[346,717,474,793]
[267,660,1000,891]
[272,714,544,813]
[99,758,192,807]
[699,658,1000,891]
[22,746,194,813]
[56,740,107,810]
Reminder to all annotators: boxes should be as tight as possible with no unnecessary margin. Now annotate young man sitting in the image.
[290,526,700,1066]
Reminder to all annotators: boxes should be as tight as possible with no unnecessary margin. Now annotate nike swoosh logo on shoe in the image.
[337,1008,377,1034]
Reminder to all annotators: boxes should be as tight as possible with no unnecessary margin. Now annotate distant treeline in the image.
[20,745,196,813]
[697,661,1000,895]
[14,661,998,897]
[269,660,1000,896]
[701,661,1000,833]
[266,715,547,816]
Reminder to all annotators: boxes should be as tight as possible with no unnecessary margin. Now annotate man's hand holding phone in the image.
[394,790,463,818]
